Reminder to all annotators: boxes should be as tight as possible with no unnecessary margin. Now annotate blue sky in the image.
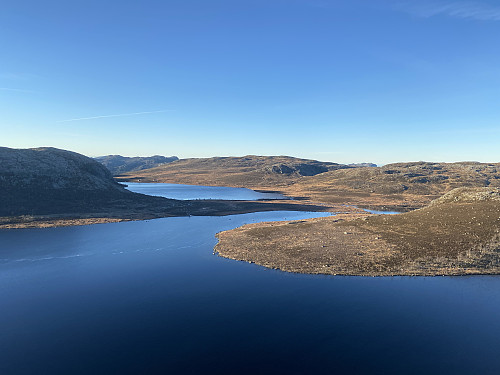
[1,0,499,164]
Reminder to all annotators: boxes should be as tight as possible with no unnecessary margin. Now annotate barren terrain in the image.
[121,159,500,212]
[216,188,500,276]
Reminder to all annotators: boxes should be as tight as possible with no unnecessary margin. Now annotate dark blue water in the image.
[1,188,500,374]
[125,182,286,200]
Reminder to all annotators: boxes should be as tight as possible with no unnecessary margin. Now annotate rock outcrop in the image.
[294,161,500,196]
[429,187,500,205]
[265,161,342,176]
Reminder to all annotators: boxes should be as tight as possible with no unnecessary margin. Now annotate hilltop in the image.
[0,147,133,216]
[95,154,178,175]
[117,155,351,187]
[285,161,500,210]
[295,161,500,196]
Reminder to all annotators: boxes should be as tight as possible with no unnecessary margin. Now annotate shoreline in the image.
[2,180,375,230]
[0,197,340,229]
[8,180,499,278]
[215,194,500,277]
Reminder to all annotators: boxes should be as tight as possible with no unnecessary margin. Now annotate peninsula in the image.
[216,187,500,276]
[121,157,500,276]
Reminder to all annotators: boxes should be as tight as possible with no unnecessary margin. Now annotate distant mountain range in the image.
[95,155,179,175]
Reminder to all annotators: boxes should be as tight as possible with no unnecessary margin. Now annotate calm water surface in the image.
[1,186,500,374]
[125,182,287,200]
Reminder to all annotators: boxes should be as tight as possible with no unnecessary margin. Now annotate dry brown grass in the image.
[215,189,500,276]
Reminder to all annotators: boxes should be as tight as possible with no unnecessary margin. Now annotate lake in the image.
[1,185,500,374]
[125,182,287,200]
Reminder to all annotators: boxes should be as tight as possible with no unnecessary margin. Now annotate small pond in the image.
[363,208,402,215]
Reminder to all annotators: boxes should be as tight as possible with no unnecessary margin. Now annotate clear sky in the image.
[1,0,499,165]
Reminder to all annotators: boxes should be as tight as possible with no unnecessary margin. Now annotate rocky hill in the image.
[0,147,141,216]
[95,154,178,175]
[117,155,350,187]
[285,161,500,208]
[429,187,500,205]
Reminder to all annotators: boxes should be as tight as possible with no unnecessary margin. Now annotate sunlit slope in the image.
[118,155,350,187]
[286,161,500,208]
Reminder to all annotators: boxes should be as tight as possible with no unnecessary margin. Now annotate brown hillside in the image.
[286,161,500,210]
[117,155,349,188]
[121,159,500,211]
